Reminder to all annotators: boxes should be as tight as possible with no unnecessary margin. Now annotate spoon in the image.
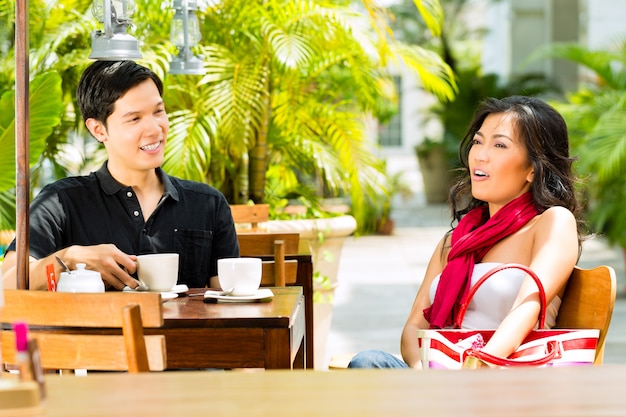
[218,288,234,296]
[189,288,234,297]
[55,255,71,273]
[129,278,150,291]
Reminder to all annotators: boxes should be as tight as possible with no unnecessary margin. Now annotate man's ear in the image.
[85,118,107,142]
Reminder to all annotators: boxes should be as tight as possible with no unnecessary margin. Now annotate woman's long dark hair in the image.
[448,96,584,251]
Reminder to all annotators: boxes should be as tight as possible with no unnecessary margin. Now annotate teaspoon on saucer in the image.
[189,288,234,297]
[122,278,149,292]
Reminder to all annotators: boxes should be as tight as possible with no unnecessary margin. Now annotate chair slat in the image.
[2,291,163,328]
[230,204,270,231]
[237,233,300,256]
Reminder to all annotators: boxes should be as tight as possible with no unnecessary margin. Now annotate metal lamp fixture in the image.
[169,0,205,75]
[89,0,142,60]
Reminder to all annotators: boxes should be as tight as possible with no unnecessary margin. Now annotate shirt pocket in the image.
[173,228,213,287]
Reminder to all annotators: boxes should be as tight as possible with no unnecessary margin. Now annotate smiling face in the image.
[469,112,534,214]
[85,79,169,182]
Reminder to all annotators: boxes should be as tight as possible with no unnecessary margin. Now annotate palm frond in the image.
[412,0,444,37]
[260,16,315,70]
[0,72,63,192]
[528,42,626,89]
[391,42,457,101]
[164,109,216,182]
[585,94,626,181]
[0,189,16,231]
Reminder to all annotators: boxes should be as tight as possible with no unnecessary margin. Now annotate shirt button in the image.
[133,210,140,217]
[127,191,133,198]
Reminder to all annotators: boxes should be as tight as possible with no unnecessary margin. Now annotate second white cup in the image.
[217,258,262,296]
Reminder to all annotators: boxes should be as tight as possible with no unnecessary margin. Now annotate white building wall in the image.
[586,0,626,48]
[483,0,626,82]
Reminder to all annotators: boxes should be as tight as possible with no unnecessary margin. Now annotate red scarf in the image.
[423,192,539,329]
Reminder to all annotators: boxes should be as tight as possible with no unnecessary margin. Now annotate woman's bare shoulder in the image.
[535,205,576,226]
[532,206,578,247]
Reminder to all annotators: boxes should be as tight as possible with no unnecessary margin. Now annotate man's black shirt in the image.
[7,162,239,288]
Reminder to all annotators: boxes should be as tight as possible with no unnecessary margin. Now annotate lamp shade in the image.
[89,32,142,60]
[169,54,205,75]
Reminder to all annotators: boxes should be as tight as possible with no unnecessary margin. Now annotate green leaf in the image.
[413,0,444,37]
[0,71,63,192]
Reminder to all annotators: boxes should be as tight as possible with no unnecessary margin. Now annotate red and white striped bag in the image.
[417,264,599,369]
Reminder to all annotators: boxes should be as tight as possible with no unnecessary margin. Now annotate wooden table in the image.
[149,286,306,370]
[31,365,626,416]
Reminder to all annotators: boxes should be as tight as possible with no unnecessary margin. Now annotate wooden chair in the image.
[555,265,617,365]
[237,232,300,287]
[1,290,166,373]
[230,204,270,232]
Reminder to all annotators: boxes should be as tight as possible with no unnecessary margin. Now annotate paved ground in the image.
[324,201,626,369]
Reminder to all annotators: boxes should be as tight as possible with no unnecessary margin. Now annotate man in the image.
[2,60,239,290]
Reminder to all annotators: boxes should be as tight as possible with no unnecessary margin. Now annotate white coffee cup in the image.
[217,258,262,296]
[136,253,179,292]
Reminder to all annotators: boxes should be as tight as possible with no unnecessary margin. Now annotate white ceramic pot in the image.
[57,263,105,293]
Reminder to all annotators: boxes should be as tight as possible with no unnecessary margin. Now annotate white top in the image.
[429,263,561,329]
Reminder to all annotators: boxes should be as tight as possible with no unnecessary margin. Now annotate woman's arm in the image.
[400,234,450,367]
[480,206,579,359]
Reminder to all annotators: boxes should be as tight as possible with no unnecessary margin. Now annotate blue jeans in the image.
[347,350,409,369]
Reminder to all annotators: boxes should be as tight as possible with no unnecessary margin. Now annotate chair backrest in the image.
[237,232,300,286]
[1,290,166,373]
[555,265,617,365]
[230,204,270,232]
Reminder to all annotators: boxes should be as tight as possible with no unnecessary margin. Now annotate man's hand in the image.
[63,244,138,290]
[2,244,142,291]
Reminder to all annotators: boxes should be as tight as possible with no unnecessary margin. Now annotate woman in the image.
[349,96,583,369]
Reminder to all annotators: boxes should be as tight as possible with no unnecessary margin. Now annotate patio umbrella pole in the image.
[15,0,30,289]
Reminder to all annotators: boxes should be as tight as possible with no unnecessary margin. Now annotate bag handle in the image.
[454,263,557,367]
[465,340,561,367]
[454,263,547,329]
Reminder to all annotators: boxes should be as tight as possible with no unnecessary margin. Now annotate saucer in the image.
[203,288,274,303]
[160,292,179,301]
[171,284,189,294]
[123,283,188,294]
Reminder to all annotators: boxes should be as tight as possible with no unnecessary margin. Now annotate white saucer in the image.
[160,291,178,301]
[171,284,189,294]
[203,288,274,303]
